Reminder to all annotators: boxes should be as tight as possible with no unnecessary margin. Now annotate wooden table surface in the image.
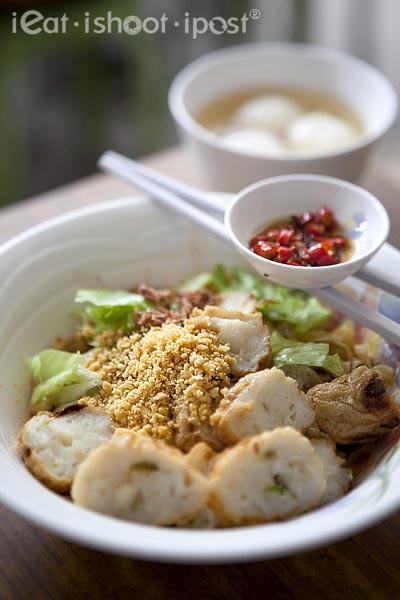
[0,147,399,600]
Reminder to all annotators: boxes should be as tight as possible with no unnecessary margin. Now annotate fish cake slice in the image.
[209,427,325,526]
[18,403,113,494]
[71,429,209,526]
[211,367,315,444]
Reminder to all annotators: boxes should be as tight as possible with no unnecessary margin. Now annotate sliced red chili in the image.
[308,243,336,266]
[276,246,295,263]
[265,229,280,240]
[277,228,294,246]
[313,236,349,248]
[249,234,269,246]
[300,211,315,225]
[304,221,326,236]
[317,206,336,230]
[249,206,350,267]
[253,240,277,259]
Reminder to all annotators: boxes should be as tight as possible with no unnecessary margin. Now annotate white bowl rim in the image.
[168,42,398,162]
[225,173,390,276]
[0,195,398,564]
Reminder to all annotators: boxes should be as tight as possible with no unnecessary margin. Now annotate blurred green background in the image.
[0,0,310,206]
[1,0,398,206]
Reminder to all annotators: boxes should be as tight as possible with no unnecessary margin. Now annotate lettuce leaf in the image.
[270,331,344,377]
[179,265,331,334]
[205,264,277,300]
[178,272,215,292]
[29,349,101,414]
[258,293,332,334]
[75,289,152,332]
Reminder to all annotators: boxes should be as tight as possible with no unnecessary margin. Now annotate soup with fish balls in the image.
[197,87,365,157]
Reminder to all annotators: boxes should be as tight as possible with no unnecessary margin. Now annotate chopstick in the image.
[312,287,400,346]
[100,152,400,300]
[98,151,400,347]
[99,151,228,241]
[99,150,228,216]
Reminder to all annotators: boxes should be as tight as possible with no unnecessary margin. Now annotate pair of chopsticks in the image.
[98,150,400,347]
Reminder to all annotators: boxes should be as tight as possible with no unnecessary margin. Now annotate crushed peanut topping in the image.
[95,328,127,349]
[84,315,235,445]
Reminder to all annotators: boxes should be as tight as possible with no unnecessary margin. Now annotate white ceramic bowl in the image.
[168,43,398,192]
[226,175,389,289]
[0,197,399,564]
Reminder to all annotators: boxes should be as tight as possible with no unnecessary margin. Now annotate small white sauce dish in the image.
[169,43,398,192]
[226,174,390,289]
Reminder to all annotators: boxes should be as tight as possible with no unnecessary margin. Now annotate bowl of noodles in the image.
[0,196,399,563]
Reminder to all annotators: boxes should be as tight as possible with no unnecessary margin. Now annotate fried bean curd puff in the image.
[307,365,400,444]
